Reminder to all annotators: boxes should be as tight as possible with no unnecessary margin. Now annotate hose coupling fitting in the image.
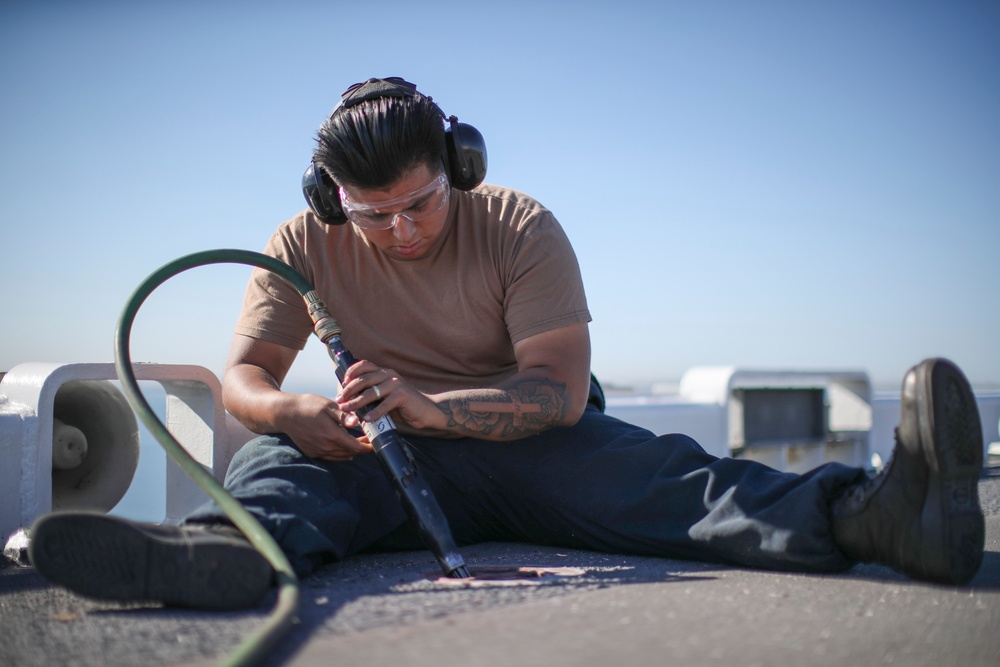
[303,290,342,342]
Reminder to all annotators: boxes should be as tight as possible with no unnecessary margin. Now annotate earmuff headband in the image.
[302,77,487,225]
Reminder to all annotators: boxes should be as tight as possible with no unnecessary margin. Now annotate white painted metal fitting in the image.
[0,362,251,543]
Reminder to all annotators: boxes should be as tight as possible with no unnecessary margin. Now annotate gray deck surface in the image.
[4,464,1000,667]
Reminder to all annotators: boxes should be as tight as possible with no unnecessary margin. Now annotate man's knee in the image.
[225,433,298,483]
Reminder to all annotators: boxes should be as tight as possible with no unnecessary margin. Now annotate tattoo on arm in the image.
[437,377,567,439]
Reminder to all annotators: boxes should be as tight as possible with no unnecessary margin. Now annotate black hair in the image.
[313,93,445,190]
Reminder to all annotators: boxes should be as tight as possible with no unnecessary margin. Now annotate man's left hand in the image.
[336,360,446,433]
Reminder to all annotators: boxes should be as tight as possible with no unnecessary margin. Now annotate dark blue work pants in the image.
[189,403,866,578]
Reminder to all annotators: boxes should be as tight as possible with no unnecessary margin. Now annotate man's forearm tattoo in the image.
[437,378,567,438]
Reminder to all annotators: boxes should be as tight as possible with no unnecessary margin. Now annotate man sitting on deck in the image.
[29,77,985,609]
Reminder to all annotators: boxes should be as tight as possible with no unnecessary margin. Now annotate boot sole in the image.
[916,358,985,585]
[28,513,271,609]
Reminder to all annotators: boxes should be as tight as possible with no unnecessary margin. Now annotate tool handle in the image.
[325,337,469,578]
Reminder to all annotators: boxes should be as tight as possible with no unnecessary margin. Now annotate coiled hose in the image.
[114,249,332,667]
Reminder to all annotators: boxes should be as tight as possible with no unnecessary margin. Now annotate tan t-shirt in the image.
[235,183,591,394]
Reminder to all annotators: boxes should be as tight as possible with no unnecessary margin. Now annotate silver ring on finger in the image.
[372,384,382,400]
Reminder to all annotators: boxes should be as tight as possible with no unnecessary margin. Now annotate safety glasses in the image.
[339,173,450,231]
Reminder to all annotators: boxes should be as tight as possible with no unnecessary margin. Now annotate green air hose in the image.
[114,249,340,667]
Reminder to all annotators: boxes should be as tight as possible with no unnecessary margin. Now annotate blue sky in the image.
[2,0,998,393]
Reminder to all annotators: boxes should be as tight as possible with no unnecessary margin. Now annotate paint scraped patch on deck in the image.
[427,565,587,587]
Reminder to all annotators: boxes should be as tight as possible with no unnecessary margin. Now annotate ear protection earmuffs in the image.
[302,77,488,225]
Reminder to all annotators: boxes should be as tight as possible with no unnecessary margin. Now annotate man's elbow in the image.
[557,405,586,429]
[555,378,592,428]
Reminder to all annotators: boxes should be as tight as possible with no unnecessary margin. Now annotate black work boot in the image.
[831,358,984,585]
[28,512,272,609]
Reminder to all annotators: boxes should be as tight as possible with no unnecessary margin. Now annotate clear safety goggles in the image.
[339,172,450,231]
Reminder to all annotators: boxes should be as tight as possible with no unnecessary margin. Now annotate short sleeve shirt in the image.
[235,183,591,394]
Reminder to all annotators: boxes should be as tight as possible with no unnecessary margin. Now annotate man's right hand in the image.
[276,393,374,462]
[222,334,375,462]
